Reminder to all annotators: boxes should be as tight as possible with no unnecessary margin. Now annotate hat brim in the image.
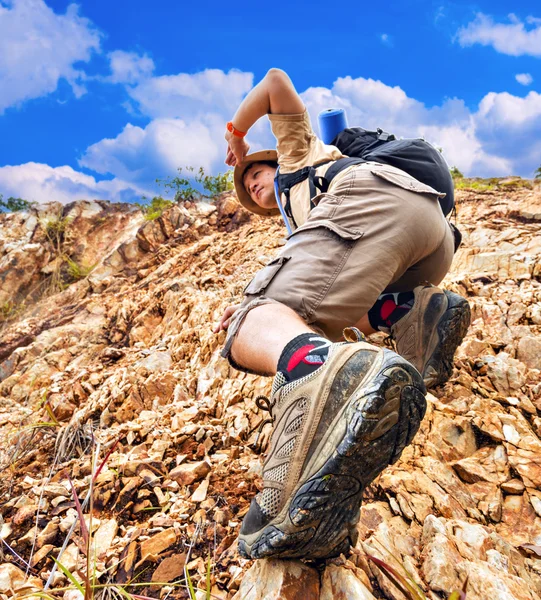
[233,150,281,217]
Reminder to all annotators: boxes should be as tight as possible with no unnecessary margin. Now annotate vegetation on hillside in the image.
[158,166,234,201]
[0,194,36,213]
[138,166,234,220]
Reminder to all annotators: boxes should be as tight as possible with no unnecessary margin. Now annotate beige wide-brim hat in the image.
[233,149,280,217]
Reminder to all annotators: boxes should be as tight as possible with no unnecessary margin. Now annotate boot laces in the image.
[383,332,396,349]
[250,394,276,453]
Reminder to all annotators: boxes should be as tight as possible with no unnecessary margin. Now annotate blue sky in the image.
[1,0,540,204]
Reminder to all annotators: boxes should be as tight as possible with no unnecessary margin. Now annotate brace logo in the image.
[286,336,332,372]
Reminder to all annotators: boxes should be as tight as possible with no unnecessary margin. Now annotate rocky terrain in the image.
[0,181,540,599]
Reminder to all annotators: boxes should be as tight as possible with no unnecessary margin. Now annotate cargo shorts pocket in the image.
[244,256,291,296]
[370,166,445,198]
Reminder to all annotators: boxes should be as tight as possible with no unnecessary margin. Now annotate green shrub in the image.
[454,178,496,192]
[196,166,234,195]
[0,194,36,213]
[65,257,95,281]
[138,196,175,220]
[156,166,234,202]
[535,166,541,180]
[1,300,24,323]
[44,215,71,249]
[450,166,464,179]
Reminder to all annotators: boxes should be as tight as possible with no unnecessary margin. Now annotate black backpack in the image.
[277,127,455,226]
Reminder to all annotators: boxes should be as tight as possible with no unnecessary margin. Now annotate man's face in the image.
[244,163,277,210]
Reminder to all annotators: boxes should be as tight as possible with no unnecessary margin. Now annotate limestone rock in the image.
[140,529,177,563]
[93,518,118,558]
[421,515,463,593]
[0,563,42,594]
[169,461,211,486]
[459,560,539,600]
[232,559,320,600]
[1,189,541,598]
[516,335,541,370]
[320,565,376,599]
[486,353,527,395]
[151,553,186,583]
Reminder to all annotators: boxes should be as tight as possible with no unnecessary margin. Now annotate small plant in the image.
[196,167,234,196]
[138,196,175,221]
[39,212,95,293]
[450,166,464,179]
[0,299,24,324]
[44,214,71,252]
[454,178,496,192]
[534,166,541,180]
[365,551,468,599]
[66,257,95,281]
[155,166,234,203]
[185,555,212,600]
[157,167,199,201]
[0,193,36,213]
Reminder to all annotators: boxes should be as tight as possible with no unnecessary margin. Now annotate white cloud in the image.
[477,90,541,128]
[457,13,541,57]
[127,68,253,119]
[8,64,541,204]
[80,118,223,183]
[300,76,512,176]
[0,0,101,113]
[108,50,155,84]
[77,68,541,185]
[516,73,533,85]
[474,91,541,173]
[434,5,445,23]
[0,163,147,204]
[78,69,271,187]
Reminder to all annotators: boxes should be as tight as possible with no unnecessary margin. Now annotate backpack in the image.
[277,127,455,227]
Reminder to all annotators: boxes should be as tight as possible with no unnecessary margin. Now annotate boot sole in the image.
[422,291,471,388]
[238,350,426,560]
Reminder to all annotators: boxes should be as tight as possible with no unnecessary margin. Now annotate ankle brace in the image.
[277,333,332,383]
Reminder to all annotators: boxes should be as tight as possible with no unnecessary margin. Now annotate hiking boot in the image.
[391,285,471,388]
[238,333,426,560]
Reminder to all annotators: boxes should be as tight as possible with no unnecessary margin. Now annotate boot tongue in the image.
[271,371,288,395]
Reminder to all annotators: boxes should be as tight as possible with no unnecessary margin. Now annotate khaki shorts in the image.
[222,163,455,372]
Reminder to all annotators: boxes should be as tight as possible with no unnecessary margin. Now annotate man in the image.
[214,69,470,560]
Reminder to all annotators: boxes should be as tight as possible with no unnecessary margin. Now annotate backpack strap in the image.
[277,168,312,228]
[312,157,367,194]
[276,157,369,226]
[277,161,334,224]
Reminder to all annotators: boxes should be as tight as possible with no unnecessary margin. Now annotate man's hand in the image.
[213,304,241,333]
[225,130,250,167]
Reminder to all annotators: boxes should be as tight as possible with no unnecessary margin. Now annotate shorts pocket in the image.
[288,220,364,241]
[370,166,445,198]
[287,196,364,242]
[244,256,291,296]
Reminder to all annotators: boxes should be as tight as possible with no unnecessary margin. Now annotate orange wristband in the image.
[226,121,247,138]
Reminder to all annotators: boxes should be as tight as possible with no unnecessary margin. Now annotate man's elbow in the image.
[265,68,289,86]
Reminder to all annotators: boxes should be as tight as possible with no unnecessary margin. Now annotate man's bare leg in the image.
[230,303,314,375]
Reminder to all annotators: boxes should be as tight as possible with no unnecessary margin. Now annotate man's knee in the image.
[220,296,281,373]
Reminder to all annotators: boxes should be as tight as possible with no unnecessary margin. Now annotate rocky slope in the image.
[0,182,540,599]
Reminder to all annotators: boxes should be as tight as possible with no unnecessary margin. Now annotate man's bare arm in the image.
[225,69,305,166]
[232,68,305,131]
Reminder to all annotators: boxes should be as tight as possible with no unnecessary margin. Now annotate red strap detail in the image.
[380,299,397,321]
[287,344,315,371]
